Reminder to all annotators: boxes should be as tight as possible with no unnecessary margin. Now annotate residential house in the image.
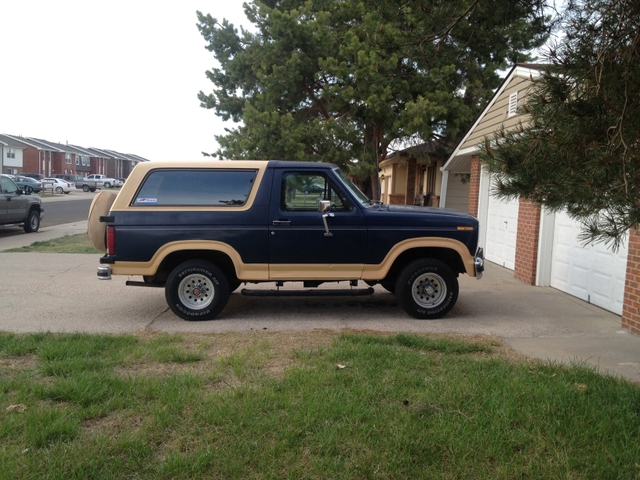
[1,133,149,179]
[438,63,639,335]
[0,134,27,175]
[3,135,63,176]
[379,143,447,207]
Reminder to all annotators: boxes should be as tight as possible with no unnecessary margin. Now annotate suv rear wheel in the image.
[165,260,230,321]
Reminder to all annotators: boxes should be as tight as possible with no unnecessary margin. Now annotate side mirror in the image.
[318,200,331,213]
[318,200,334,236]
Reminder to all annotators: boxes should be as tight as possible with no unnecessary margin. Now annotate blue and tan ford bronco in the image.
[88,161,484,321]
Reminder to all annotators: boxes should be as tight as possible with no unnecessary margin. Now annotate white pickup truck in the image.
[85,174,119,189]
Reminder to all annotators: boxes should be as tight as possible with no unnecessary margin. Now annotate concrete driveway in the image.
[1,232,639,383]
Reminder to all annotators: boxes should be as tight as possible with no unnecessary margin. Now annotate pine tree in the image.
[197,0,550,197]
[479,0,640,248]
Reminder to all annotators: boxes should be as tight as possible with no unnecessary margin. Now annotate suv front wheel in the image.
[165,260,230,321]
[396,258,459,319]
[23,209,40,233]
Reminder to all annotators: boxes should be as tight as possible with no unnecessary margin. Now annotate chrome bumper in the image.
[474,247,484,280]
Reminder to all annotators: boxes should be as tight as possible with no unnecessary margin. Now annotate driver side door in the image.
[268,169,367,280]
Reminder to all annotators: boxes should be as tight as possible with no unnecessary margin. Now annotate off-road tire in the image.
[165,260,230,321]
[396,259,458,319]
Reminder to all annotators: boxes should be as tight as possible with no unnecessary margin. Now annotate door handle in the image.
[272,220,291,226]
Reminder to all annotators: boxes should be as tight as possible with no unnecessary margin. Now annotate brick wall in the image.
[513,199,541,285]
[468,157,481,217]
[622,229,640,335]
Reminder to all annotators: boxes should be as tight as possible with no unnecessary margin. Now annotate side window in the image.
[0,176,17,194]
[133,169,257,206]
[281,173,351,212]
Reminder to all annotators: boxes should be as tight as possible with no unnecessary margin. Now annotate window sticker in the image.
[136,197,158,204]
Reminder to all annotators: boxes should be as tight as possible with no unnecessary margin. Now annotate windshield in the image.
[334,168,374,207]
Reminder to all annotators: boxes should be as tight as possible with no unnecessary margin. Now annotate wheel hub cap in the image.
[178,275,214,310]
[412,272,446,308]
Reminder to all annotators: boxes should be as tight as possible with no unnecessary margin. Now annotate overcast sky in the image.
[0,1,251,161]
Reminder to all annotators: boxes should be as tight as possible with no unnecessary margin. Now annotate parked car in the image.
[76,177,104,192]
[22,173,45,181]
[11,176,43,194]
[89,161,484,321]
[0,174,43,232]
[43,177,75,194]
[53,174,85,187]
[113,178,124,188]
[85,174,117,188]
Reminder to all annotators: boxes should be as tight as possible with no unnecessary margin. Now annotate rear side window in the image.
[133,169,257,206]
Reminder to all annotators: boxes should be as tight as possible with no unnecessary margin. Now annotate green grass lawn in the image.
[1,331,639,479]
[5,234,100,254]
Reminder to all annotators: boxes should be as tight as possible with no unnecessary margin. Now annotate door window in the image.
[0,176,18,194]
[281,173,351,212]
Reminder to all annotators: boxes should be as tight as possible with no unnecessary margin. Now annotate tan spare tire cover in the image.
[87,190,118,253]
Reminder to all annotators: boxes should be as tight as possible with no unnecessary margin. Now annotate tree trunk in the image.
[370,172,380,201]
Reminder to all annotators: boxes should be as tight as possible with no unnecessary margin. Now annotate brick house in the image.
[1,134,148,179]
[379,143,447,207]
[439,64,639,335]
[0,134,27,175]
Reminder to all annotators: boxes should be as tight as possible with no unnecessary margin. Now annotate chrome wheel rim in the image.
[29,214,38,230]
[56,187,63,194]
[411,272,446,308]
[178,273,214,310]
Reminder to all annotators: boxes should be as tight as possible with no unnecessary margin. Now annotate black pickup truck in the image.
[88,161,483,321]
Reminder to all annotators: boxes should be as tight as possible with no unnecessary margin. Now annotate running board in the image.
[126,281,165,288]
[241,287,374,297]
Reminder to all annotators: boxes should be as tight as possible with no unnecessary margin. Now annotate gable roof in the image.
[0,134,28,149]
[441,64,545,173]
[3,135,66,152]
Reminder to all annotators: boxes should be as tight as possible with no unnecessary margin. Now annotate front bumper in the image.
[474,247,484,280]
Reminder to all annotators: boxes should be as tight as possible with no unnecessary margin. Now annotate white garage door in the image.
[485,188,519,270]
[550,211,628,314]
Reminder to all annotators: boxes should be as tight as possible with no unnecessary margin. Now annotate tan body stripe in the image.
[109,237,476,280]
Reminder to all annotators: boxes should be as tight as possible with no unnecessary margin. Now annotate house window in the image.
[6,149,15,159]
[76,156,79,165]
[508,92,518,117]
[65,153,71,164]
